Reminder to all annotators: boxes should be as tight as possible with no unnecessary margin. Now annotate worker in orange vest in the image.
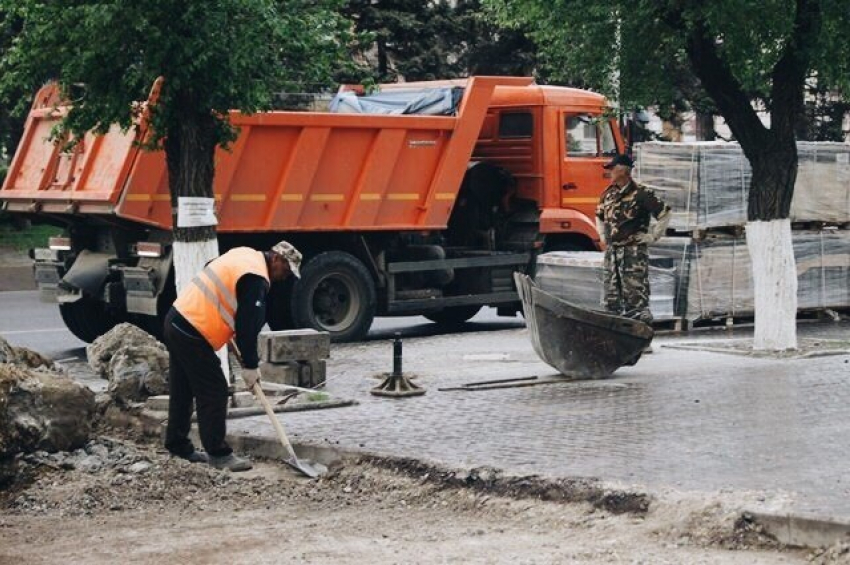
[164,241,302,472]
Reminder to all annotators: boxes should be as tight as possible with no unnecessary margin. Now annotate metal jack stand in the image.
[371,335,425,398]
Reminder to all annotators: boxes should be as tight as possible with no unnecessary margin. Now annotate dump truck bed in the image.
[1,76,533,232]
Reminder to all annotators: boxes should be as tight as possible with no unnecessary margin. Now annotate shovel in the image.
[229,341,321,479]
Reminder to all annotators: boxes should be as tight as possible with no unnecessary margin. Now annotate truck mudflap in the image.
[514,273,653,379]
[59,250,111,301]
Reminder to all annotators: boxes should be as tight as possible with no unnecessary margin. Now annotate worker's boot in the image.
[209,453,253,472]
[176,450,209,464]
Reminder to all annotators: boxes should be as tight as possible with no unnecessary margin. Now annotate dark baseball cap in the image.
[603,154,634,169]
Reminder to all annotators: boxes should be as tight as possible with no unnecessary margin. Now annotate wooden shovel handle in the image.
[253,383,299,461]
[228,339,298,461]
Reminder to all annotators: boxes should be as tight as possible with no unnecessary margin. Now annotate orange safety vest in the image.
[174,247,270,350]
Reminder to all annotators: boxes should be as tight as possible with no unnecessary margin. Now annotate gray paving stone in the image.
[229,321,850,522]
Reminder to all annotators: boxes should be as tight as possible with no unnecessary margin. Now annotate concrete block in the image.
[261,360,326,388]
[145,395,170,412]
[258,329,330,362]
[232,391,255,408]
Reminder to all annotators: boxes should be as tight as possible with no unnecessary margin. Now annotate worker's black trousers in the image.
[163,308,233,458]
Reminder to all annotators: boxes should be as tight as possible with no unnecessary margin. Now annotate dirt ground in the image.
[0,435,834,565]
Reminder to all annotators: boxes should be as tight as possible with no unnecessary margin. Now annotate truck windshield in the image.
[566,115,616,157]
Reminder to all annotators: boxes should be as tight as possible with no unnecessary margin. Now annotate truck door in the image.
[559,113,618,213]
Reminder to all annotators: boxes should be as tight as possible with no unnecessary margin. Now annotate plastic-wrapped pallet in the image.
[535,252,604,310]
[635,141,850,230]
[792,143,850,223]
[649,230,850,320]
[650,236,753,320]
[634,142,749,230]
[534,251,677,320]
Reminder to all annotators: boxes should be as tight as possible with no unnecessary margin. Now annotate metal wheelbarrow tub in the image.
[514,273,654,379]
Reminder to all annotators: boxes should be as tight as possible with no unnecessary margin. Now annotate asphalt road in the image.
[0,290,524,360]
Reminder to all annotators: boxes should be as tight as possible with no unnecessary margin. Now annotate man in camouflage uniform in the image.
[595,154,671,323]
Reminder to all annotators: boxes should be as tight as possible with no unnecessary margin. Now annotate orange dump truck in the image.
[0,76,623,342]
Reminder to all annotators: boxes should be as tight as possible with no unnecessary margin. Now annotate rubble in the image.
[87,323,169,404]
[0,336,54,369]
[0,361,96,486]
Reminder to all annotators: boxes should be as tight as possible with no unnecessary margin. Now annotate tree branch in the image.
[770,0,822,135]
[684,19,768,151]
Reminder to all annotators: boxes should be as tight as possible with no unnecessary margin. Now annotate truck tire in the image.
[267,278,297,331]
[59,296,121,343]
[290,251,376,342]
[424,305,482,326]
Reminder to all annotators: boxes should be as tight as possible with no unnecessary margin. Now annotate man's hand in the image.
[242,367,261,389]
[635,232,656,245]
[595,217,608,245]
[638,209,672,245]
[650,209,672,241]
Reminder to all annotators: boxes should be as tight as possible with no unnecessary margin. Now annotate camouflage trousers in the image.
[603,244,653,323]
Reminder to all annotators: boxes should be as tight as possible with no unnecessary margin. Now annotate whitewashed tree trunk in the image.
[746,219,798,351]
[172,239,219,295]
[173,238,229,380]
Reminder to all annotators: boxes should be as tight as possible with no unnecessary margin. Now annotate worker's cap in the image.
[603,154,634,169]
[271,240,302,279]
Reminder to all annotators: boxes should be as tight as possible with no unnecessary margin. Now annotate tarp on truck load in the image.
[330,87,463,116]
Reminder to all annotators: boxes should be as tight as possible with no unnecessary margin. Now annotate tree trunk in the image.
[377,38,389,81]
[744,144,799,350]
[164,96,229,375]
[695,111,716,141]
[745,140,797,222]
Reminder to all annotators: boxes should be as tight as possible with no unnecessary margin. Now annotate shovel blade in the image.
[285,456,322,479]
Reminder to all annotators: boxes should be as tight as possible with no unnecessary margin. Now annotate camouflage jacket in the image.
[596,181,668,247]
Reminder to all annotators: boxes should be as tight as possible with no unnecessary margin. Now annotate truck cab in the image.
[473,85,620,252]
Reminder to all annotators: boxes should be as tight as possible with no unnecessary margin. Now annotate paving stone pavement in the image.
[229,321,850,520]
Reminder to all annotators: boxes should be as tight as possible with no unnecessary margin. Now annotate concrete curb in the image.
[105,406,850,549]
[750,511,850,548]
[230,431,850,549]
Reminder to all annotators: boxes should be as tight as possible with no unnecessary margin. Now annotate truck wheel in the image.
[290,251,376,342]
[424,305,482,326]
[267,278,297,331]
[59,296,121,343]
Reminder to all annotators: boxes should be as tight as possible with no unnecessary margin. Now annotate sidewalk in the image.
[219,320,850,545]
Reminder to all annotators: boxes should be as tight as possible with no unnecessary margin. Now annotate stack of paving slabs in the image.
[535,251,677,320]
[635,141,850,230]
[650,231,850,321]
[258,329,331,388]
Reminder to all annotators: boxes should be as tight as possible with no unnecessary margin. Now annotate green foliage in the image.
[0,0,353,148]
[343,0,539,82]
[452,0,539,77]
[0,9,25,158]
[485,0,848,112]
[796,77,850,141]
